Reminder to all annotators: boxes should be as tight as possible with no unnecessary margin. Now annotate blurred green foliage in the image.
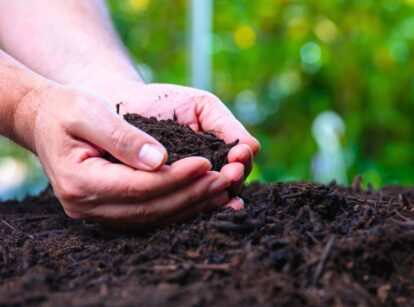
[0,138,48,200]
[108,0,414,187]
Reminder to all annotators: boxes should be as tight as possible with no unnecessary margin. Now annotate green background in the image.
[2,0,414,199]
[108,0,414,187]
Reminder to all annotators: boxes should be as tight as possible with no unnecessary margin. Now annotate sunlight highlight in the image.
[234,25,256,49]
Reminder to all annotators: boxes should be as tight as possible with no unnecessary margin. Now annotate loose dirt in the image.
[105,113,238,171]
[0,181,413,306]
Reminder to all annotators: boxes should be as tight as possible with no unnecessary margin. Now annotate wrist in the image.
[12,80,55,153]
[0,51,53,152]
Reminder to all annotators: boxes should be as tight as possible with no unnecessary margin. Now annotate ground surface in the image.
[0,181,413,306]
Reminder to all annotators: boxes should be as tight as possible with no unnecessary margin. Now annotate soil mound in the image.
[0,182,413,306]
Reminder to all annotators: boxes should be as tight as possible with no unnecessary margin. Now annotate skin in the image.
[0,0,260,227]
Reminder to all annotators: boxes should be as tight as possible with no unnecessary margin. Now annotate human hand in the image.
[14,84,236,227]
[96,82,261,197]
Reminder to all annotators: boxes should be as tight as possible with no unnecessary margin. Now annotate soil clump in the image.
[105,113,238,171]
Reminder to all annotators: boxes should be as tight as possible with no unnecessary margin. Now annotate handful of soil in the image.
[106,113,238,171]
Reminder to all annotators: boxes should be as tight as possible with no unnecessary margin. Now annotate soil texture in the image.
[105,113,238,171]
[0,181,413,306]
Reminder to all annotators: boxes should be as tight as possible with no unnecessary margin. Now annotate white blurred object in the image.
[189,0,212,91]
[0,158,28,195]
[312,111,348,185]
[235,90,263,125]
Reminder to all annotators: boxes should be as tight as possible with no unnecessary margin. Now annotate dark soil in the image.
[1,181,413,306]
[105,113,238,171]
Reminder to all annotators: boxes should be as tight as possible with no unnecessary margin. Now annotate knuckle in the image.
[63,111,81,132]
[186,189,202,205]
[63,95,89,127]
[195,92,223,119]
[110,126,134,155]
[54,180,85,203]
[125,180,149,200]
[132,206,156,225]
[198,92,219,105]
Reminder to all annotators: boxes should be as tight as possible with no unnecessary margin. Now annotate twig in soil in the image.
[282,191,309,199]
[390,218,414,229]
[312,235,336,285]
[295,258,320,274]
[153,264,178,271]
[50,245,81,257]
[0,245,9,265]
[11,214,55,222]
[168,253,185,263]
[393,210,410,222]
[0,218,15,231]
[116,101,124,114]
[195,263,231,271]
[0,218,34,239]
[33,229,64,238]
[351,175,362,191]
[211,220,261,233]
[345,195,366,203]
[400,193,410,207]
[305,231,320,244]
[153,263,231,272]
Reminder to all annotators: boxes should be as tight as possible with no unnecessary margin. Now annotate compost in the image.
[105,113,238,171]
[0,181,413,306]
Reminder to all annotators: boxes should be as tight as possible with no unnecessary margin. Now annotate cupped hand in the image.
[16,84,235,227]
[98,82,261,197]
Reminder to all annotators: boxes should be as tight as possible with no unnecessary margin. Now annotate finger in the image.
[103,192,230,229]
[82,171,231,226]
[67,99,167,171]
[196,96,261,155]
[77,156,213,203]
[224,197,245,211]
[156,191,230,226]
[227,144,253,178]
[220,162,244,195]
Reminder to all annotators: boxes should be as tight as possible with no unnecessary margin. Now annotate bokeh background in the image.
[2,0,414,199]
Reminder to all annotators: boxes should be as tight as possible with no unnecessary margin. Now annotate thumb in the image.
[69,103,167,171]
[106,124,168,171]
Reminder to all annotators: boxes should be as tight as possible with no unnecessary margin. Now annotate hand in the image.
[16,84,235,227]
[98,82,261,196]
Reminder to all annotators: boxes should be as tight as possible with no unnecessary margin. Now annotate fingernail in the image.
[235,196,245,208]
[224,197,245,210]
[209,176,229,194]
[139,144,166,169]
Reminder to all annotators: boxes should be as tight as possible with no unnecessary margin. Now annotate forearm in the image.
[0,0,142,103]
[0,50,49,151]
